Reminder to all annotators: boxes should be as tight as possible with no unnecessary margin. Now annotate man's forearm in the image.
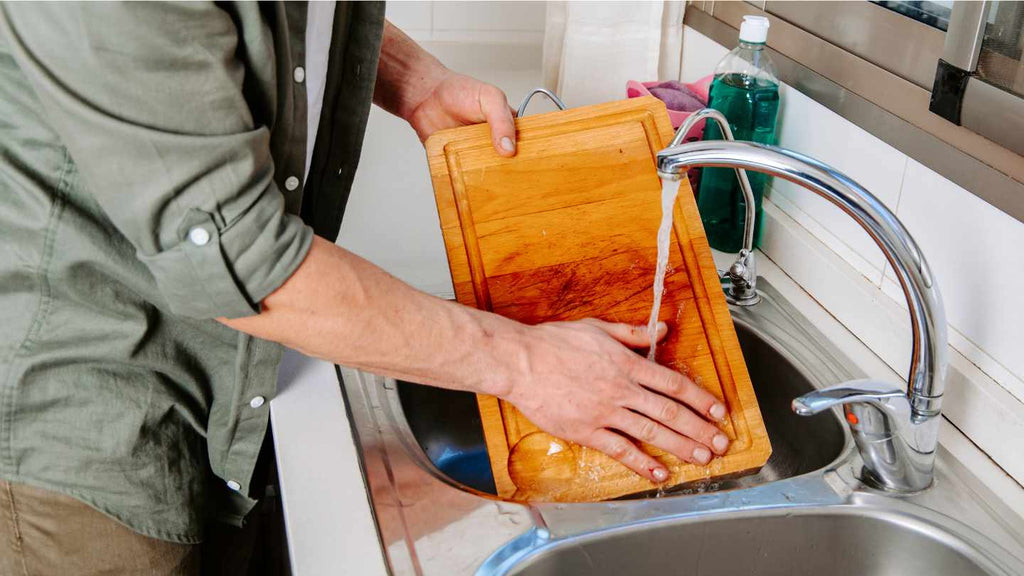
[371,20,517,154]
[373,20,446,121]
[220,236,519,398]
[221,236,730,481]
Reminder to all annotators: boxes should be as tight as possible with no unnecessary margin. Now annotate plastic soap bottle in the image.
[697,15,780,253]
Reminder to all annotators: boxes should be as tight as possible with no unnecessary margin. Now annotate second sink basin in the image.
[503,504,1019,576]
[396,313,848,497]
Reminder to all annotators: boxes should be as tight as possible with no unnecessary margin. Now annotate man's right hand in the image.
[495,319,730,483]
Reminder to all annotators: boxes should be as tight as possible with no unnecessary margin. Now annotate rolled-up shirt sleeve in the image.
[0,3,312,318]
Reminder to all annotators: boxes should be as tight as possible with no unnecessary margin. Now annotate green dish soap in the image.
[697,15,780,253]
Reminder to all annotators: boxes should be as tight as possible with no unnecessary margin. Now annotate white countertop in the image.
[271,351,388,576]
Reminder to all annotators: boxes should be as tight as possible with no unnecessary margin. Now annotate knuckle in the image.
[612,387,633,408]
[636,419,658,443]
[599,404,621,424]
[658,400,680,423]
[620,350,643,369]
[606,438,631,460]
[663,373,687,397]
[483,84,506,102]
[679,416,715,444]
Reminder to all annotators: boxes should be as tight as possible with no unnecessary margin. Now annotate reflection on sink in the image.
[505,506,1016,576]
[398,379,496,494]
[396,319,847,497]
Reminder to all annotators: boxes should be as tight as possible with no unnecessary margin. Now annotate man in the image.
[0,2,728,573]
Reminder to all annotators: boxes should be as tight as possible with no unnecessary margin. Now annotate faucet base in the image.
[726,291,762,307]
[723,249,760,306]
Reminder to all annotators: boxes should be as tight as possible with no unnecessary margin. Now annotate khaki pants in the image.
[0,480,287,576]
[0,480,197,575]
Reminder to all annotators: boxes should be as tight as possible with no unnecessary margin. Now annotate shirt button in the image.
[188,227,210,246]
[226,480,241,492]
[284,176,300,191]
[249,396,265,409]
[293,66,305,84]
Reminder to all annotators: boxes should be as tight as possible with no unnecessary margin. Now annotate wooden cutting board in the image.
[425,96,770,502]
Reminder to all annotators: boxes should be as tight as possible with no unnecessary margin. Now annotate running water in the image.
[647,178,681,361]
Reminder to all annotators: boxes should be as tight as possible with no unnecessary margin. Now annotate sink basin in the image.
[504,505,1020,576]
[396,319,847,496]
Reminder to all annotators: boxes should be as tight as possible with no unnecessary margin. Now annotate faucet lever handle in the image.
[793,379,936,492]
[791,379,905,416]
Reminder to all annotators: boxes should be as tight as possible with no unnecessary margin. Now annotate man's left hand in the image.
[406,70,517,156]
[374,21,517,157]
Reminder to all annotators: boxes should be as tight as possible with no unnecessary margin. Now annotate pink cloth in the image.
[626,76,713,134]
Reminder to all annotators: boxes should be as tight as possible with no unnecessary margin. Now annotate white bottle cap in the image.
[739,15,770,44]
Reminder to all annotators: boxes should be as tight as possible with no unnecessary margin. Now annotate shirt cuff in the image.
[137,187,313,319]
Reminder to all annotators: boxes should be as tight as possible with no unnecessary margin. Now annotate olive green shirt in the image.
[0,2,383,542]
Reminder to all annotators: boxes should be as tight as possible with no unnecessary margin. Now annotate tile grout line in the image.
[767,184,885,285]
[882,155,912,287]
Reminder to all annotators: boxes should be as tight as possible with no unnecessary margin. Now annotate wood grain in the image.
[426,97,771,502]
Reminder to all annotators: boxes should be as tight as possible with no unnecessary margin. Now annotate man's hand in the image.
[374,21,517,157]
[404,70,516,155]
[499,319,730,483]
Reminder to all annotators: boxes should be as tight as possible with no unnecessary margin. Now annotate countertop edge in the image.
[271,352,389,576]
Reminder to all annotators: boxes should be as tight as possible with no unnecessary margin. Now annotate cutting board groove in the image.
[426,97,770,502]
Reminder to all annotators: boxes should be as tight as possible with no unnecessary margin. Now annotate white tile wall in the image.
[386,1,546,44]
[340,104,454,297]
[432,1,546,32]
[770,84,908,286]
[893,159,1024,402]
[679,23,728,81]
[681,25,1024,482]
[385,1,433,36]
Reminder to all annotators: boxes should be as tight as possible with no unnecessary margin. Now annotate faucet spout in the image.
[668,109,760,305]
[657,140,947,492]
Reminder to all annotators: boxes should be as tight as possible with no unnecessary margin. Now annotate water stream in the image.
[647,178,681,361]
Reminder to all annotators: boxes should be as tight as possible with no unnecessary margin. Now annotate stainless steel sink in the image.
[504,501,1021,576]
[338,278,1024,575]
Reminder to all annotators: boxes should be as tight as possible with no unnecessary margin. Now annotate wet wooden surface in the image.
[426,97,770,501]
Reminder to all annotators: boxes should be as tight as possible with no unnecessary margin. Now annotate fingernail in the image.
[713,434,730,453]
[656,321,667,332]
[710,403,727,421]
[501,136,515,152]
[693,447,711,465]
[653,467,669,482]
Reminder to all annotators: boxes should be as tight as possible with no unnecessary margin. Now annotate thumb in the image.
[478,84,517,157]
[582,319,669,348]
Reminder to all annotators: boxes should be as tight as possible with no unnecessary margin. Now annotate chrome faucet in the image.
[656,137,947,493]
